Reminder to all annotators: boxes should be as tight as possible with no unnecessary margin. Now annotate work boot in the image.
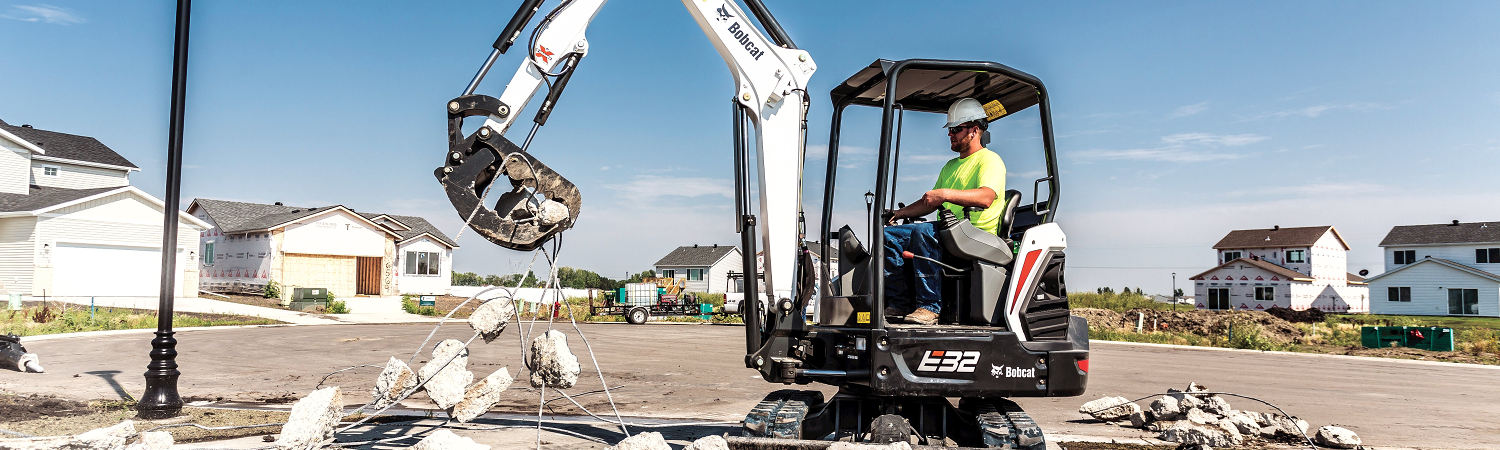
[903,308,939,325]
[883,306,912,317]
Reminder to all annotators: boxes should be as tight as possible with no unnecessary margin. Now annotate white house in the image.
[653,244,741,294]
[1190,225,1369,313]
[187,199,458,298]
[0,119,208,298]
[1365,220,1500,317]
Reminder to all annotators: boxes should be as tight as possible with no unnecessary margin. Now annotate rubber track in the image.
[976,399,1045,450]
[742,390,822,440]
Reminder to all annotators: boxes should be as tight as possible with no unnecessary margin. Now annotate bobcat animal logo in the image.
[990,364,1003,378]
[715,4,734,21]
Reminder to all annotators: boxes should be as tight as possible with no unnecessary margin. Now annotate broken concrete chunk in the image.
[1159,420,1243,447]
[413,429,489,450]
[370,356,419,410]
[1185,381,1209,394]
[1315,425,1361,449]
[1222,410,1261,435]
[537,200,571,226]
[1145,420,1178,433]
[450,367,515,423]
[123,430,174,450]
[1078,396,1139,422]
[1199,394,1232,415]
[1259,414,1310,439]
[605,431,671,450]
[1149,395,1181,420]
[684,435,730,450]
[419,339,474,409]
[1184,407,1219,425]
[275,387,344,450]
[529,330,581,389]
[468,299,516,343]
[1128,410,1152,429]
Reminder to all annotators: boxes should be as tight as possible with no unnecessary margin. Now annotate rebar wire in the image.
[1078,390,1316,448]
[141,422,284,434]
[0,428,34,438]
[550,389,742,429]
[315,364,385,390]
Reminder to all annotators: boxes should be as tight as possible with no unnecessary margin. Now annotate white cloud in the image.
[603,175,732,202]
[1250,102,1389,120]
[1074,132,1268,163]
[3,4,84,24]
[1168,101,1209,118]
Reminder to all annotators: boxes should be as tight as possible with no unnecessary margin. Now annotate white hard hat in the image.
[943,98,987,128]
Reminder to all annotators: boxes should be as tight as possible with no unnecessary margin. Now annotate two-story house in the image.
[186,199,460,298]
[1365,220,1500,317]
[653,244,741,294]
[0,119,207,298]
[1189,225,1369,312]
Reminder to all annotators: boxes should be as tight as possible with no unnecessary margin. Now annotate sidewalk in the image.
[39,295,339,325]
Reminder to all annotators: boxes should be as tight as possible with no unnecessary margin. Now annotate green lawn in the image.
[1327,313,1500,329]
[1,304,280,337]
[1068,291,1176,311]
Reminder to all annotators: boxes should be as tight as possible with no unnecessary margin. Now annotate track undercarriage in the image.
[730,389,1045,449]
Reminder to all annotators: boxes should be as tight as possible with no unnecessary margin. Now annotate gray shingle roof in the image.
[1189,257,1313,281]
[0,185,121,213]
[0,119,138,169]
[654,245,738,267]
[189,198,457,247]
[1378,221,1500,247]
[1212,226,1347,250]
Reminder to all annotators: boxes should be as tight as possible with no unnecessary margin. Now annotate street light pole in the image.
[1171,272,1177,312]
[139,0,191,420]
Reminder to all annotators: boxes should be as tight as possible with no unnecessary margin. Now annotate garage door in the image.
[52,243,178,297]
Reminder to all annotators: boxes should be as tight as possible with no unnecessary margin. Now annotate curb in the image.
[1092,339,1500,370]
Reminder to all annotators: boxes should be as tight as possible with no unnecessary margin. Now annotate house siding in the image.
[1369,262,1500,317]
[1382,243,1500,273]
[397,237,451,295]
[30,161,129,190]
[33,193,201,297]
[281,253,358,298]
[706,251,742,294]
[1198,228,1366,312]
[281,211,387,257]
[0,217,37,294]
[1192,265,1294,310]
[0,140,28,195]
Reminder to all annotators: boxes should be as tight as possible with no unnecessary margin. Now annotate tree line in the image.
[451,267,657,290]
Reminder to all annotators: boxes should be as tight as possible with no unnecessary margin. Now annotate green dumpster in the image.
[1360,326,1454,351]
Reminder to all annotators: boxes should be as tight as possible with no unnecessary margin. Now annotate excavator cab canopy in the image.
[830,59,1044,116]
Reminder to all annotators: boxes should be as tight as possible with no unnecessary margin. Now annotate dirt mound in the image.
[1265,306,1325,323]
[1071,308,1127,330]
[1086,308,1305,346]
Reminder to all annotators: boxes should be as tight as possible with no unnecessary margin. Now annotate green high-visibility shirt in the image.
[934,148,1006,234]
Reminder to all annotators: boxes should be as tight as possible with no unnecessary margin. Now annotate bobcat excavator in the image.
[436,1,1089,447]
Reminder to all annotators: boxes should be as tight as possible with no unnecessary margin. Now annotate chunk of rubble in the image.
[370,356,419,409]
[450,368,515,423]
[1128,410,1152,429]
[124,431,174,450]
[684,435,730,450]
[468,298,516,343]
[529,330,581,389]
[1315,425,1361,449]
[1184,407,1219,425]
[605,431,671,450]
[1145,420,1178,432]
[1221,410,1261,435]
[0,420,137,449]
[1199,394,1232,415]
[1158,420,1243,447]
[413,429,489,450]
[1149,395,1181,420]
[419,339,474,409]
[1259,414,1310,439]
[275,387,344,450]
[1078,396,1139,422]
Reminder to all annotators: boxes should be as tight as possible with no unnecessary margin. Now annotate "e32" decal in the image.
[915,350,980,373]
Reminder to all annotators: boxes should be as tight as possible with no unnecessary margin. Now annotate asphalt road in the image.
[3,323,1496,448]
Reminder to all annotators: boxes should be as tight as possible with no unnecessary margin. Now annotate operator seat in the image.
[935,189,1022,326]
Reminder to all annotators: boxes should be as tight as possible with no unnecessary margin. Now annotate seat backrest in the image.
[999,189,1022,238]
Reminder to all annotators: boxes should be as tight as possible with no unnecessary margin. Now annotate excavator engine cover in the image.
[436,94,581,251]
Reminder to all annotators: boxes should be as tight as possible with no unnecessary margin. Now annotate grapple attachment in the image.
[436,94,581,251]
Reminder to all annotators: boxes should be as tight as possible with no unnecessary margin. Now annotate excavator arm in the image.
[436,0,814,313]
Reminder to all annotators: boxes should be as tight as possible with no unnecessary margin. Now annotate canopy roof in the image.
[830,59,1043,118]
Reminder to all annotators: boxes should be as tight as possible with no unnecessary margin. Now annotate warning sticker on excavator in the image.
[983,99,1007,120]
[856,312,870,324]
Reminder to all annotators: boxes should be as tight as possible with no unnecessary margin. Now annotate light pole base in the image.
[137,331,182,419]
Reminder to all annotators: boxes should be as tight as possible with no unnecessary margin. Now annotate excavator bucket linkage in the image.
[436,94,581,251]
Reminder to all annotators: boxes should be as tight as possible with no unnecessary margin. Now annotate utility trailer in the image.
[590,280,715,324]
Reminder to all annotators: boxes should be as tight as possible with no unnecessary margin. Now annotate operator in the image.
[883,98,1006,325]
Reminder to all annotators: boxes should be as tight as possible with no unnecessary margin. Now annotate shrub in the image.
[328,301,349,314]
[401,297,437,316]
[264,280,282,299]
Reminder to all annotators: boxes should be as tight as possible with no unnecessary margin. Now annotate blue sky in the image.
[3,1,1499,294]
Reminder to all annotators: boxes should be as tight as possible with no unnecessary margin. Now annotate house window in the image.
[1387,286,1411,302]
[687,268,704,281]
[1476,248,1500,264]
[1207,288,1231,310]
[1393,250,1416,265]
[662,269,676,278]
[1447,288,1479,315]
[1285,250,1305,263]
[1222,251,1241,263]
[203,242,215,265]
[405,251,441,276]
[1254,286,1274,302]
[42,166,59,176]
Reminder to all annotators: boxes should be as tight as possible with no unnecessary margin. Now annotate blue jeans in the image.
[883,222,942,313]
